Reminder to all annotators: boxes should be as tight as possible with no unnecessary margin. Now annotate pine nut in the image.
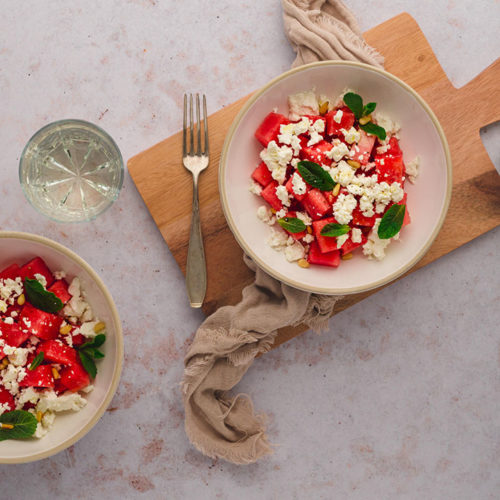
[17,294,25,306]
[59,324,72,335]
[298,259,310,268]
[332,183,341,196]
[319,101,329,115]
[36,411,43,422]
[0,423,14,430]
[307,226,312,234]
[93,322,106,333]
[359,115,372,125]
[347,160,361,169]
[51,367,60,380]
[341,253,353,261]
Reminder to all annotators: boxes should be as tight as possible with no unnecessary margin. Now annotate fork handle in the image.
[186,175,207,308]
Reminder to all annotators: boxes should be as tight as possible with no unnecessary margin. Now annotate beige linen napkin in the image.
[182,0,383,465]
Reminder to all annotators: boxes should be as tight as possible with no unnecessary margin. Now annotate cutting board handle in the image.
[457,58,500,128]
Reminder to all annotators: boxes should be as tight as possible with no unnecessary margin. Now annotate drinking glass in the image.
[19,119,124,222]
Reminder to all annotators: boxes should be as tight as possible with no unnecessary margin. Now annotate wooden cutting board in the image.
[128,13,500,349]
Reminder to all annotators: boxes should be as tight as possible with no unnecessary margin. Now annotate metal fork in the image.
[182,93,209,308]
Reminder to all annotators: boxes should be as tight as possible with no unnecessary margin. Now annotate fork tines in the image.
[183,93,209,157]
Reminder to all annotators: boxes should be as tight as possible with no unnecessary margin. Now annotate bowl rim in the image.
[219,60,453,295]
[0,230,124,464]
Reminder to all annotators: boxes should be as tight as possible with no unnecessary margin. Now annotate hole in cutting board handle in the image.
[480,121,500,176]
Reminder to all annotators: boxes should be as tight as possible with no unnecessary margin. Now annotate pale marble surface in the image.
[0,1,499,498]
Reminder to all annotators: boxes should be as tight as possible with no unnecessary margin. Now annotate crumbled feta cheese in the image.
[16,387,40,409]
[333,87,356,108]
[249,181,262,196]
[373,112,400,135]
[34,273,47,288]
[291,158,300,168]
[1,364,27,395]
[288,90,319,120]
[291,172,307,196]
[275,208,287,219]
[330,160,355,186]
[275,185,291,207]
[36,391,87,413]
[257,206,276,225]
[267,228,289,250]
[362,218,393,260]
[376,143,389,154]
[64,278,94,323]
[336,233,349,249]
[73,321,99,339]
[8,347,29,367]
[307,131,323,146]
[3,317,14,325]
[54,270,66,280]
[296,211,312,226]
[333,193,357,225]
[326,140,350,162]
[406,155,420,183]
[333,109,343,124]
[341,127,361,144]
[303,233,315,243]
[351,228,362,244]
[285,242,305,262]
[260,141,293,184]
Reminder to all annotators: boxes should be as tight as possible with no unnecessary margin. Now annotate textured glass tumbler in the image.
[19,119,124,222]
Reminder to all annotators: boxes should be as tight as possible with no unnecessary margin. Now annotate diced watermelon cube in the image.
[71,333,86,346]
[375,154,405,184]
[47,280,72,304]
[19,365,55,388]
[325,106,355,136]
[255,112,289,147]
[251,161,273,187]
[37,339,78,365]
[300,140,333,166]
[19,303,63,340]
[352,207,377,227]
[340,234,368,255]
[59,361,91,391]
[307,241,340,267]
[385,136,402,156]
[19,257,54,287]
[302,189,331,220]
[0,387,15,412]
[261,181,283,211]
[0,263,21,281]
[312,217,341,253]
[0,322,31,359]
[285,172,310,202]
[351,131,375,165]
[398,193,411,226]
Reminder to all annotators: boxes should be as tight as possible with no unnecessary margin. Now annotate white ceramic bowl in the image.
[0,232,123,463]
[220,61,452,295]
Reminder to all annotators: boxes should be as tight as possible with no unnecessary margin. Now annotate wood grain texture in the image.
[128,13,500,347]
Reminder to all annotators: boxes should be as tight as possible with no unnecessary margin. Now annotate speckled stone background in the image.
[0,1,499,498]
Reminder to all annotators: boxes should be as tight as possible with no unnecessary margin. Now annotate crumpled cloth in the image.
[182,0,383,465]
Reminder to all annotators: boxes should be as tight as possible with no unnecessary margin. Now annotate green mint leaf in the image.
[297,161,335,191]
[91,334,106,348]
[343,92,363,120]
[28,351,44,371]
[277,217,306,234]
[78,351,97,378]
[82,347,105,359]
[360,122,387,141]
[378,204,406,239]
[79,333,106,350]
[0,410,38,441]
[362,102,377,116]
[24,278,64,314]
[320,223,351,237]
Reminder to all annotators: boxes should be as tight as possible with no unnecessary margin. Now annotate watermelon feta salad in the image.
[0,257,106,440]
[249,89,420,268]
